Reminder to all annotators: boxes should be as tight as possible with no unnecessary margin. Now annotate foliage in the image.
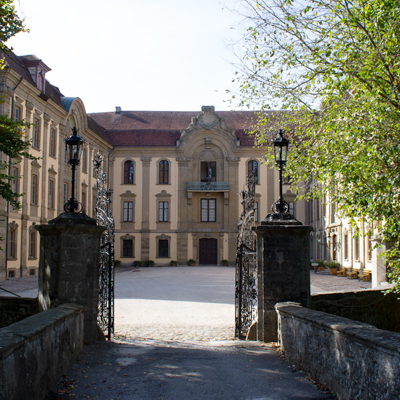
[234,0,400,293]
[0,116,34,210]
[144,260,154,267]
[326,261,341,269]
[133,260,142,267]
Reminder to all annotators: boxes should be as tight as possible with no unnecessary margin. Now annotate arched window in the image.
[159,160,169,184]
[124,160,134,184]
[247,160,258,184]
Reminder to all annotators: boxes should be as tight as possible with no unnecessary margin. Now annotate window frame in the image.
[158,201,169,222]
[200,161,216,183]
[49,128,57,158]
[31,173,39,205]
[247,160,259,184]
[201,198,216,222]
[33,118,41,149]
[123,160,134,184]
[123,201,134,222]
[120,234,135,258]
[159,160,169,184]
[48,179,55,209]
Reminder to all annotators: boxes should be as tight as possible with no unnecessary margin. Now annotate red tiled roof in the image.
[88,110,284,147]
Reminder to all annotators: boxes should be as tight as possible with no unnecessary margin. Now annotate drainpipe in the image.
[4,75,23,279]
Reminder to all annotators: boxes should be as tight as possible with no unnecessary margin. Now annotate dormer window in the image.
[20,55,51,93]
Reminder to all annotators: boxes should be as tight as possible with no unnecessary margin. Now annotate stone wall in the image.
[0,303,85,400]
[275,302,400,400]
[0,297,40,328]
[311,290,400,333]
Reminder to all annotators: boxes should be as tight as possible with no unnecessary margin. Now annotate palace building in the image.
[1,49,384,286]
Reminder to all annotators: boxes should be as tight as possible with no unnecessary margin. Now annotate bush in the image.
[144,260,154,267]
[133,260,142,267]
[326,261,341,269]
[114,259,122,266]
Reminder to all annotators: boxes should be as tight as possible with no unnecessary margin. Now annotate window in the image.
[201,199,216,222]
[201,161,216,182]
[48,180,54,209]
[367,234,372,261]
[159,160,169,184]
[158,240,169,258]
[11,167,19,197]
[156,234,170,258]
[8,222,17,259]
[33,119,40,149]
[254,201,259,222]
[123,239,133,257]
[82,191,87,213]
[64,140,68,164]
[124,160,134,184]
[31,174,38,205]
[355,236,360,261]
[288,201,295,216]
[15,105,22,121]
[49,129,57,157]
[29,229,37,259]
[332,234,337,261]
[82,148,87,173]
[159,201,169,222]
[247,160,258,184]
[123,201,133,222]
[64,182,69,205]
[344,233,349,260]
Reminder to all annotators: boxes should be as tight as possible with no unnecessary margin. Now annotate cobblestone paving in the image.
[114,325,235,343]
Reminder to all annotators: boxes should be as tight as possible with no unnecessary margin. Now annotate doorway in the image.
[199,238,218,265]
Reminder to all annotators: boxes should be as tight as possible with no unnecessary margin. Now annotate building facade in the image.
[89,106,305,266]
[0,52,112,280]
[5,48,386,284]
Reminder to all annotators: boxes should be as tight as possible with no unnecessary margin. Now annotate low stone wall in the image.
[0,297,40,328]
[311,289,400,333]
[275,302,400,400]
[0,303,85,400]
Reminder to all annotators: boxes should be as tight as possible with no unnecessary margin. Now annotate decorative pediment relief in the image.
[180,106,236,138]
[199,149,218,161]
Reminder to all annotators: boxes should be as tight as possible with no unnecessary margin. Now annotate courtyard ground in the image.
[0,266,377,399]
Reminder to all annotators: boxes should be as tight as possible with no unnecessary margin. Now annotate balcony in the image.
[187,182,229,192]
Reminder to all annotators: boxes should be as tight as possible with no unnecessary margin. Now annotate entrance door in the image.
[199,238,218,265]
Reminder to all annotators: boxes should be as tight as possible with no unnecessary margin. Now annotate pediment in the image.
[180,106,236,139]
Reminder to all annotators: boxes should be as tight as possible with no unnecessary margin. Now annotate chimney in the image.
[115,106,121,114]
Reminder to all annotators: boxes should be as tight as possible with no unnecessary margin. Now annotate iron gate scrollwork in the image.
[235,172,258,339]
[94,153,115,340]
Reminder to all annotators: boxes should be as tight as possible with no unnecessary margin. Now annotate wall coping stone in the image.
[0,303,85,358]
[275,302,400,358]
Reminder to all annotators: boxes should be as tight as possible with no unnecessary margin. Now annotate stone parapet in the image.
[275,302,400,400]
[0,303,85,400]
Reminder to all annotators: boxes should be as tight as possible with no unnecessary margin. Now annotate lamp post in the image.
[269,129,292,219]
[64,127,84,213]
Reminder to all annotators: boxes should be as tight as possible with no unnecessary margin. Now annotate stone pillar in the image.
[36,212,105,344]
[255,217,312,342]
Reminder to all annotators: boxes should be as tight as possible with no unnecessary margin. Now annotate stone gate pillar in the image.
[36,212,105,344]
[255,217,312,342]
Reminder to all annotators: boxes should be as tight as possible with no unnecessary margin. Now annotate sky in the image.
[8,0,247,114]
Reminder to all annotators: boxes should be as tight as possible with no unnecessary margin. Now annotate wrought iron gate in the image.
[235,172,258,339]
[94,153,115,340]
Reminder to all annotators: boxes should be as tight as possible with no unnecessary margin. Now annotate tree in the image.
[0,0,33,211]
[234,0,400,292]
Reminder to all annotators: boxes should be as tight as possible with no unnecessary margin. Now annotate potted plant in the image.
[222,259,229,266]
[114,259,122,267]
[188,259,195,266]
[133,260,142,267]
[327,261,340,275]
[170,260,177,266]
[144,260,154,267]
[316,259,326,272]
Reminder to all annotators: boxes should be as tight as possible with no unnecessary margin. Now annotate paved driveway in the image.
[115,266,235,341]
